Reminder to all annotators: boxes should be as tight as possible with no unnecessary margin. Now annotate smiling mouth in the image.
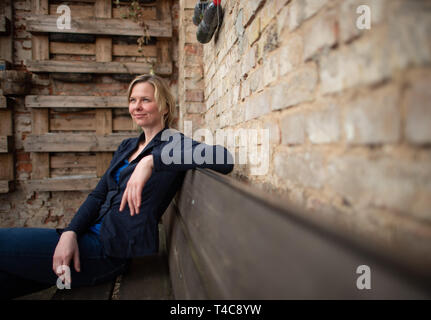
[134,114,148,118]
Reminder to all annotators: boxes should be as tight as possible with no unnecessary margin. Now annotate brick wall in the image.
[177,0,206,133]
[178,0,431,262]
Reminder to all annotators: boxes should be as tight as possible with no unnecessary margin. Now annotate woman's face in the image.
[129,82,165,128]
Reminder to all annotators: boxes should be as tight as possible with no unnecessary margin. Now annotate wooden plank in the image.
[113,6,157,20]
[95,0,111,18]
[95,105,113,177]
[31,0,49,62]
[118,255,172,300]
[0,15,5,33]
[31,34,49,60]
[0,180,10,193]
[50,42,157,57]
[0,153,13,180]
[0,15,8,34]
[31,108,50,179]
[50,117,133,131]
[96,152,112,176]
[25,60,172,75]
[50,42,95,55]
[156,0,171,21]
[31,153,50,179]
[0,136,6,153]
[95,0,112,63]
[113,116,133,131]
[118,224,173,300]
[0,110,11,181]
[163,203,208,300]
[26,15,172,37]
[25,175,100,192]
[26,95,128,109]
[113,44,157,57]
[157,39,170,65]
[30,0,48,189]
[0,95,7,108]
[0,70,32,95]
[51,167,95,178]
[55,0,96,2]
[49,4,94,18]
[51,109,95,116]
[48,4,157,20]
[31,0,48,13]
[95,109,112,135]
[50,117,94,131]
[174,169,431,299]
[51,73,94,83]
[49,41,157,57]
[51,155,96,169]
[0,136,11,153]
[32,108,49,134]
[24,133,137,152]
[0,0,13,62]
[0,109,13,136]
[52,279,116,300]
[95,38,112,62]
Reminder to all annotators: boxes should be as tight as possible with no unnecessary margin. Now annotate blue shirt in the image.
[62,127,233,258]
[89,159,129,235]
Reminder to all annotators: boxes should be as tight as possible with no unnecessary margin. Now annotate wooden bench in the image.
[52,223,173,300]
[163,169,431,299]
[21,168,431,299]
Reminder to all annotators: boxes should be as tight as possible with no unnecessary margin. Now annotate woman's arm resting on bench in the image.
[120,132,234,215]
[152,131,234,174]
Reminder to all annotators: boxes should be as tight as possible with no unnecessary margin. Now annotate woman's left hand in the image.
[120,155,154,216]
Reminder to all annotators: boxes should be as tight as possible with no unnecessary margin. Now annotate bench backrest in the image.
[162,169,431,299]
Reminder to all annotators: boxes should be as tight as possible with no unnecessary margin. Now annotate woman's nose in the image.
[134,101,144,110]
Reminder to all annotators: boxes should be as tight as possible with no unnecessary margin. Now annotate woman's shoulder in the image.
[117,137,136,151]
[159,128,185,143]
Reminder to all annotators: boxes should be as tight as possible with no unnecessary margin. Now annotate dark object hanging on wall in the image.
[195,0,223,44]
[192,0,210,26]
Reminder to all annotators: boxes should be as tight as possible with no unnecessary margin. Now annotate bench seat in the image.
[17,168,431,299]
[52,223,172,300]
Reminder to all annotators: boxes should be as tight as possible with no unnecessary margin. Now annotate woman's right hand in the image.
[120,155,154,216]
[52,231,80,284]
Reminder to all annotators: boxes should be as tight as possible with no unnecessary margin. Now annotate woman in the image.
[0,74,233,299]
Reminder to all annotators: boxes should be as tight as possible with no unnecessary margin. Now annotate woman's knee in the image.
[0,227,59,257]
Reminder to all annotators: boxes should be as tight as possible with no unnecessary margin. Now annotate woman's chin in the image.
[134,119,155,128]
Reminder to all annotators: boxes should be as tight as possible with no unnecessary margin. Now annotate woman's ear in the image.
[160,105,168,126]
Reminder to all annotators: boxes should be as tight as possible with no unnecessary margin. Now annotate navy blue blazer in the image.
[63,127,234,258]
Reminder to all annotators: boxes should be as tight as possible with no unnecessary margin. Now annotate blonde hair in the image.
[127,74,176,129]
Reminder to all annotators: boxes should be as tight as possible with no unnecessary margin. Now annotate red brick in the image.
[184,44,203,55]
[17,163,32,173]
[185,89,204,102]
[16,152,30,162]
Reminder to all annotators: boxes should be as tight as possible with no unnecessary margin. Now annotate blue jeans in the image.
[0,228,129,299]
